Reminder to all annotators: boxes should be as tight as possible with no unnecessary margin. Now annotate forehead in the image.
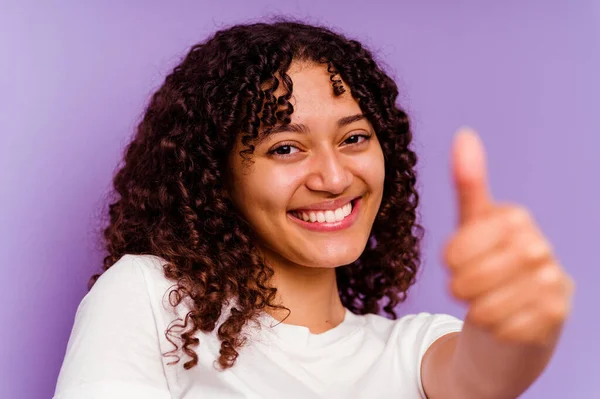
[274,61,362,122]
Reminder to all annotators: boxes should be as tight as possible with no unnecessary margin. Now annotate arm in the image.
[421,130,574,399]
[422,319,563,399]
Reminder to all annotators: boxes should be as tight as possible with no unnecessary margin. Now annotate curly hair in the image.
[90,18,423,371]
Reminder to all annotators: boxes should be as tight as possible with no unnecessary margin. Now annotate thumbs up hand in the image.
[443,128,574,346]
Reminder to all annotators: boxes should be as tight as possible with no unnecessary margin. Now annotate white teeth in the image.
[293,201,354,223]
[343,203,351,216]
[325,210,335,222]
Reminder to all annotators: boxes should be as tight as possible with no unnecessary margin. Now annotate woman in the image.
[54,20,574,398]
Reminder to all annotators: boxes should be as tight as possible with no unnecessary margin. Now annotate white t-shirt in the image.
[54,254,463,399]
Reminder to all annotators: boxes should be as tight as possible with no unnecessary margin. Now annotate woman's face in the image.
[228,61,385,269]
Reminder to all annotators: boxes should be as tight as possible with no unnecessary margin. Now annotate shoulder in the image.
[362,311,463,351]
[94,254,169,288]
[67,253,176,344]
[83,253,186,327]
[87,254,173,305]
[360,312,463,398]
[396,312,464,338]
[363,311,463,333]
[54,254,176,398]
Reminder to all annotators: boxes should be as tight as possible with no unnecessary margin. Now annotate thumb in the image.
[452,127,494,225]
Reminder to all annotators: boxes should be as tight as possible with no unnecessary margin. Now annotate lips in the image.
[287,197,362,232]
[290,199,356,223]
[290,196,360,213]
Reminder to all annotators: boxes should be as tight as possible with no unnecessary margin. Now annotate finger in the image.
[446,204,549,271]
[493,307,544,344]
[452,127,494,225]
[466,264,558,328]
[450,229,553,300]
[465,269,540,328]
[450,246,527,301]
[444,205,517,270]
[493,305,563,346]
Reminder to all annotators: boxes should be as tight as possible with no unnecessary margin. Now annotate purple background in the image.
[1,1,598,398]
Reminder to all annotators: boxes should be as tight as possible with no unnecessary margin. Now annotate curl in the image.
[91,17,422,370]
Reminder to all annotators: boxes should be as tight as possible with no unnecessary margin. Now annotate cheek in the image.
[352,146,385,192]
[231,164,304,217]
[265,165,307,196]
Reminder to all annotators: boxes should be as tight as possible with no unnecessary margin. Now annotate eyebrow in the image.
[264,113,367,135]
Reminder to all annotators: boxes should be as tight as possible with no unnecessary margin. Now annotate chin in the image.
[300,244,366,268]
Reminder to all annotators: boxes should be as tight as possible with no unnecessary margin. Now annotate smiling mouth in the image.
[288,198,358,224]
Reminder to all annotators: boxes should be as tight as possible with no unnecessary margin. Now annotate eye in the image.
[269,144,300,156]
[343,134,371,145]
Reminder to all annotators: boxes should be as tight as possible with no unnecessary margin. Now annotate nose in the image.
[305,149,353,195]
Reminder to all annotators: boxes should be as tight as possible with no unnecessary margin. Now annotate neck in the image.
[266,256,346,334]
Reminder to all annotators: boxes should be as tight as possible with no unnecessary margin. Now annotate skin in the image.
[227,61,575,397]
[422,130,575,398]
[227,60,385,331]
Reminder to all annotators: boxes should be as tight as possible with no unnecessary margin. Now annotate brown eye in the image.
[343,134,371,145]
[269,144,300,156]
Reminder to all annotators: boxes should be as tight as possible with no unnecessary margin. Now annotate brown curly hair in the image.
[90,18,423,371]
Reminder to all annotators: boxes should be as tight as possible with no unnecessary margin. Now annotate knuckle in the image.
[443,238,463,271]
[507,206,531,230]
[522,239,550,263]
[492,323,524,343]
[565,275,576,295]
[543,301,568,324]
[450,279,465,299]
[442,241,455,266]
[494,326,521,343]
[536,266,562,289]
